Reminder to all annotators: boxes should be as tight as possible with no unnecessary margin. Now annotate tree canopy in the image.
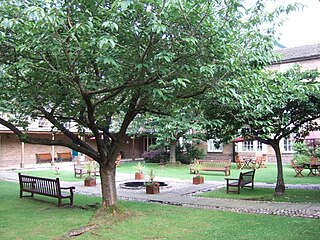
[0,0,298,207]
[203,65,320,195]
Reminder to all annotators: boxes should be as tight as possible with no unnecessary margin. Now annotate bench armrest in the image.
[225,178,238,181]
[61,186,75,191]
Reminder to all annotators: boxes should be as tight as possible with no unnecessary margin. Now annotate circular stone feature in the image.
[120,181,169,189]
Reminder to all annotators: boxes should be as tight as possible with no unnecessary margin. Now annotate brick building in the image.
[0,116,147,168]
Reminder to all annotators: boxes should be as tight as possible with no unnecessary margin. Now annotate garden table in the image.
[242,157,255,169]
[303,162,320,176]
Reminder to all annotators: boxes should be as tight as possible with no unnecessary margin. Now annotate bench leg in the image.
[226,180,230,193]
[58,198,62,207]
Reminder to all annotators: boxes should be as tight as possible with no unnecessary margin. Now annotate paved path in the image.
[1,163,320,219]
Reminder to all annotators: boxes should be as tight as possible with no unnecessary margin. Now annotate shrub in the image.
[292,142,311,165]
[293,154,310,165]
[142,150,169,164]
[292,142,311,156]
[176,143,205,164]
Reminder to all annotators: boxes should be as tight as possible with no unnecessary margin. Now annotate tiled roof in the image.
[275,44,320,63]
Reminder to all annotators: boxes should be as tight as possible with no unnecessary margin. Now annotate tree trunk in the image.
[169,141,177,164]
[270,140,285,196]
[100,165,117,207]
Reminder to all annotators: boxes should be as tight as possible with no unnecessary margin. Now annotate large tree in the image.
[203,65,320,195]
[0,0,295,208]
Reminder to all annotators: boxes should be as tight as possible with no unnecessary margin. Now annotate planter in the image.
[193,176,204,185]
[135,172,145,180]
[84,178,96,187]
[146,185,160,194]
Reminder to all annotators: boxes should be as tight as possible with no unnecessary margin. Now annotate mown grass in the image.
[198,187,320,203]
[1,180,319,240]
[117,162,320,185]
[17,162,320,185]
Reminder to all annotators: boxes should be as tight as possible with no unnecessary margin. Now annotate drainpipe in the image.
[0,135,2,166]
[20,142,25,168]
[51,133,55,166]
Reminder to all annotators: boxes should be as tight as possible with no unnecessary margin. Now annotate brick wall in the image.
[0,132,145,168]
[199,141,234,160]
[0,133,72,167]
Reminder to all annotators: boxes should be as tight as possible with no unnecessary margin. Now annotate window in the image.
[63,121,71,129]
[256,141,263,152]
[242,140,254,152]
[144,137,156,151]
[283,137,294,152]
[207,139,223,152]
[38,118,50,128]
[236,140,267,153]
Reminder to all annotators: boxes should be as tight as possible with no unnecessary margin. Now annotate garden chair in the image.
[235,155,245,169]
[290,160,304,177]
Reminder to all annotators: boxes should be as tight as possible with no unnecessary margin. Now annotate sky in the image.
[275,0,320,48]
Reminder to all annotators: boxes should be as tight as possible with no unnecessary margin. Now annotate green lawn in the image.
[199,187,320,203]
[117,162,320,184]
[1,180,319,240]
[17,162,320,185]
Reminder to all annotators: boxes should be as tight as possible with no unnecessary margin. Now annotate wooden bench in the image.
[225,169,255,194]
[57,152,72,162]
[18,173,75,207]
[190,159,231,176]
[74,162,99,178]
[74,163,87,178]
[35,153,52,164]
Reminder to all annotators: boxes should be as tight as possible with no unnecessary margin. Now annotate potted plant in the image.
[145,169,160,194]
[192,161,204,185]
[84,161,97,187]
[134,162,145,180]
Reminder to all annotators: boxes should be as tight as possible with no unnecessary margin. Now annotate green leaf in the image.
[102,21,119,31]
[99,36,116,48]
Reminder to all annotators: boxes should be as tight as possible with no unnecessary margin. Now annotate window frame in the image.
[207,139,223,153]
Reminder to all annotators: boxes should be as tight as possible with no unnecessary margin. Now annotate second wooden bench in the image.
[225,169,256,194]
[35,153,52,164]
[74,162,99,178]
[190,159,231,176]
[57,152,73,162]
